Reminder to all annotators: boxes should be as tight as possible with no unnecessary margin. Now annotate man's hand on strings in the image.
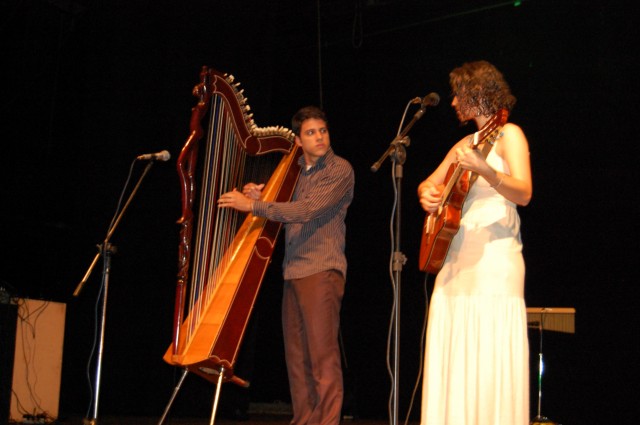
[242,183,265,200]
[218,188,254,212]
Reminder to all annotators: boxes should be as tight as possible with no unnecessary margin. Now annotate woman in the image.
[418,60,532,425]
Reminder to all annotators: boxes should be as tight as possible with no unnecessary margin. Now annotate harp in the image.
[163,67,301,391]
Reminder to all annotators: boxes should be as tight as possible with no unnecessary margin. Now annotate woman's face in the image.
[451,95,473,123]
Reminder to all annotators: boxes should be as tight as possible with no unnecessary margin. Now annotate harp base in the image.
[157,365,243,425]
[157,368,189,425]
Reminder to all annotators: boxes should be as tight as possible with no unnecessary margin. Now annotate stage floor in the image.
[55,416,395,425]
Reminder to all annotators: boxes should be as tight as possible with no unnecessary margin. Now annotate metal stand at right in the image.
[526,307,576,425]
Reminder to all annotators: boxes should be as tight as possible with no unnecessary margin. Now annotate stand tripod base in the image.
[530,416,560,425]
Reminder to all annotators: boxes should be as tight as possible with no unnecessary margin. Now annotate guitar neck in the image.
[441,163,465,205]
[438,109,508,207]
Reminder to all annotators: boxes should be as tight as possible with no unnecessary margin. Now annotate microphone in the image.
[411,92,440,120]
[419,92,440,107]
[136,150,171,161]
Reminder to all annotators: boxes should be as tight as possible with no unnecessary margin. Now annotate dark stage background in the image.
[2,0,638,423]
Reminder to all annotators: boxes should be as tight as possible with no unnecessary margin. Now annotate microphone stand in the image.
[73,159,157,425]
[371,103,428,425]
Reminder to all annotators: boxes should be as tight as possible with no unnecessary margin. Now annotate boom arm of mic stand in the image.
[73,160,156,297]
[370,106,426,172]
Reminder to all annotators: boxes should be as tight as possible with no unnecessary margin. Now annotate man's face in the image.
[295,118,330,167]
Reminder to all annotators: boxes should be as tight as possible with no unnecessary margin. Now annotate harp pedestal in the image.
[527,307,576,425]
[157,368,226,425]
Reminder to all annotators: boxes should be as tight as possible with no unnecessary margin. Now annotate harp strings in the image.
[186,96,247,338]
[182,92,281,343]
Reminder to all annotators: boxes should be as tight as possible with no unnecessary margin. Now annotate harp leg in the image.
[157,368,189,425]
[209,367,225,425]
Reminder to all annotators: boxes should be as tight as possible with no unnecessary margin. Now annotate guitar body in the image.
[419,164,472,274]
[418,109,508,274]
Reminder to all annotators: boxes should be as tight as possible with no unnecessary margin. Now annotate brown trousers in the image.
[282,270,345,425]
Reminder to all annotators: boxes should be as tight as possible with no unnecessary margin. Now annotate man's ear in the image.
[294,136,302,147]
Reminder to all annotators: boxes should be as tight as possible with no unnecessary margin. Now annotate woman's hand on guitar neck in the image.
[455,146,492,176]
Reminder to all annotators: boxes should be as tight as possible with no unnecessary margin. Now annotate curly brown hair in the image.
[449,60,516,120]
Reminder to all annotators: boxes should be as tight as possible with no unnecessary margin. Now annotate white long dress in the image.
[420,143,529,425]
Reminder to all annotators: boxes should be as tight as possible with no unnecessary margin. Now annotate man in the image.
[218,106,354,425]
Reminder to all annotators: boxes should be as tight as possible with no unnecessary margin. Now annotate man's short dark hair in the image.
[291,106,327,136]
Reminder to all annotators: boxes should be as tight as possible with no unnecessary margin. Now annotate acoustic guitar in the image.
[418,109,508,274]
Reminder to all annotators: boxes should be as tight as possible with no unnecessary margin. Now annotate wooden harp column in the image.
[163,67,301,386]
